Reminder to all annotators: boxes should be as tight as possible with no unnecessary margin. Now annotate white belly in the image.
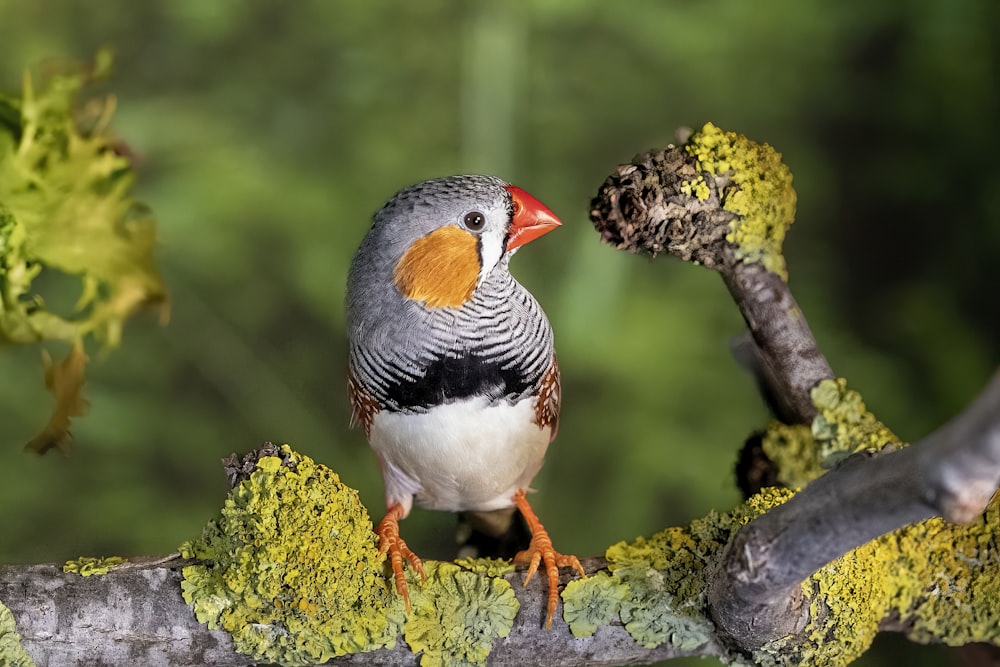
[369,396,551,516]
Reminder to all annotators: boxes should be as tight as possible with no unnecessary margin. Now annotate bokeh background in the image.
[0,2,997,665]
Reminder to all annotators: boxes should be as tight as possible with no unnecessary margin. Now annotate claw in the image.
[512,490,586,629]
[376,504,425,612]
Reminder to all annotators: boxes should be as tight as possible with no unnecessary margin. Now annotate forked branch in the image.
[589,123,1000,655]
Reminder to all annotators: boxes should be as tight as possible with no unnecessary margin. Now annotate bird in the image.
[346,174,584,628]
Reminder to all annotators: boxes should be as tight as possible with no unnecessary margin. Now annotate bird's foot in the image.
[376,504,425,613]
[512,490,586,629]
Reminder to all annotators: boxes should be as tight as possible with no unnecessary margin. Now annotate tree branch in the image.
[0,557,717,666]
[589,130,833,424]
[708,368,1000,649]
[589,124,1000,657]
[719,264,833,424]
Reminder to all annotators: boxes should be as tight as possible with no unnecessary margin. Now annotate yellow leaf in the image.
[24,340,88,455]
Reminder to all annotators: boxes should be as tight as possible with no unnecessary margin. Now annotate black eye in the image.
[463,211,486,231]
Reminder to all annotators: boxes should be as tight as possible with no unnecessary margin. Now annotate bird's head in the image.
[360,175,561,309]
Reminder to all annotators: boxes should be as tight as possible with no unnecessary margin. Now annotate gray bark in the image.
[720,264,834,424]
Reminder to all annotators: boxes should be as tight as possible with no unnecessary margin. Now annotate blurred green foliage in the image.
[0,52,167,453]
[0,2,996,665]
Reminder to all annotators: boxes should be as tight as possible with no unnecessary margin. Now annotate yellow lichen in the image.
[756,497,1000,666]
[570,474,1000,665]
[761,422,825,488]
[685,122,797,279]
[595,487,795,650]
[453,557,516,577]
[679,175,711,201]
[810,378,900,461]
[0,600,35,667]
[62,555,125,576]
[180,445,522,666]
[562,572,629,638]
[558,372,998,664]
[168,435,998,666]
[749,380,997,666]
[896,502,1000,647]
[761,379,900,488]
[179,445,404,665]
[403,561,519,667]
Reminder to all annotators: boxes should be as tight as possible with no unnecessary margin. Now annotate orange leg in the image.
[512,490,586,629]
[376,503,425,612]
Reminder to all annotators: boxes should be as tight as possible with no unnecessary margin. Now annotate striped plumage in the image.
[349,257,555,417]
[346,174,581,628]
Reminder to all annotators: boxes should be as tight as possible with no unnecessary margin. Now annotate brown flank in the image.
[535,356,561,441]
[347,367,379,438]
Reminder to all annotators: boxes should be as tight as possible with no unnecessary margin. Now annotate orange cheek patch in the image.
[393,226,480,308]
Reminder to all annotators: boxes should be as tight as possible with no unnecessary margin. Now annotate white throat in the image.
[476,231,507,285]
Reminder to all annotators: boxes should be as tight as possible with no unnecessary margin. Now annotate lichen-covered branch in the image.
[709,369,1000,657]
[5,486,1000,667]
[3,434,1000,666]
[589,124,833,423]
[0,559,237,667]
[589,123,1000,663]
[916,369,1000,523]
[0,556,709,666]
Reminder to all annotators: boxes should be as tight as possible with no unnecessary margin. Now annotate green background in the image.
[1,2,997,665]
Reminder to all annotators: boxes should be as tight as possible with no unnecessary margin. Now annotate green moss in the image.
[0,600,35,667]
[403,561,519,667]
[62,555,125,576]
[562,572,629,638]
[179,445,404,666]
[685,122,797,279]
[811,378,900,463]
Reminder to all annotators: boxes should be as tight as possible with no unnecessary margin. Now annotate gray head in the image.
[348,175,560,311]
[360,175,512,284]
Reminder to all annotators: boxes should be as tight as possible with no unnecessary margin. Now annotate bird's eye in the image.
[463,211,486,231]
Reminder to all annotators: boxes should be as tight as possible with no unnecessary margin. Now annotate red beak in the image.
[504,185,562,252]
